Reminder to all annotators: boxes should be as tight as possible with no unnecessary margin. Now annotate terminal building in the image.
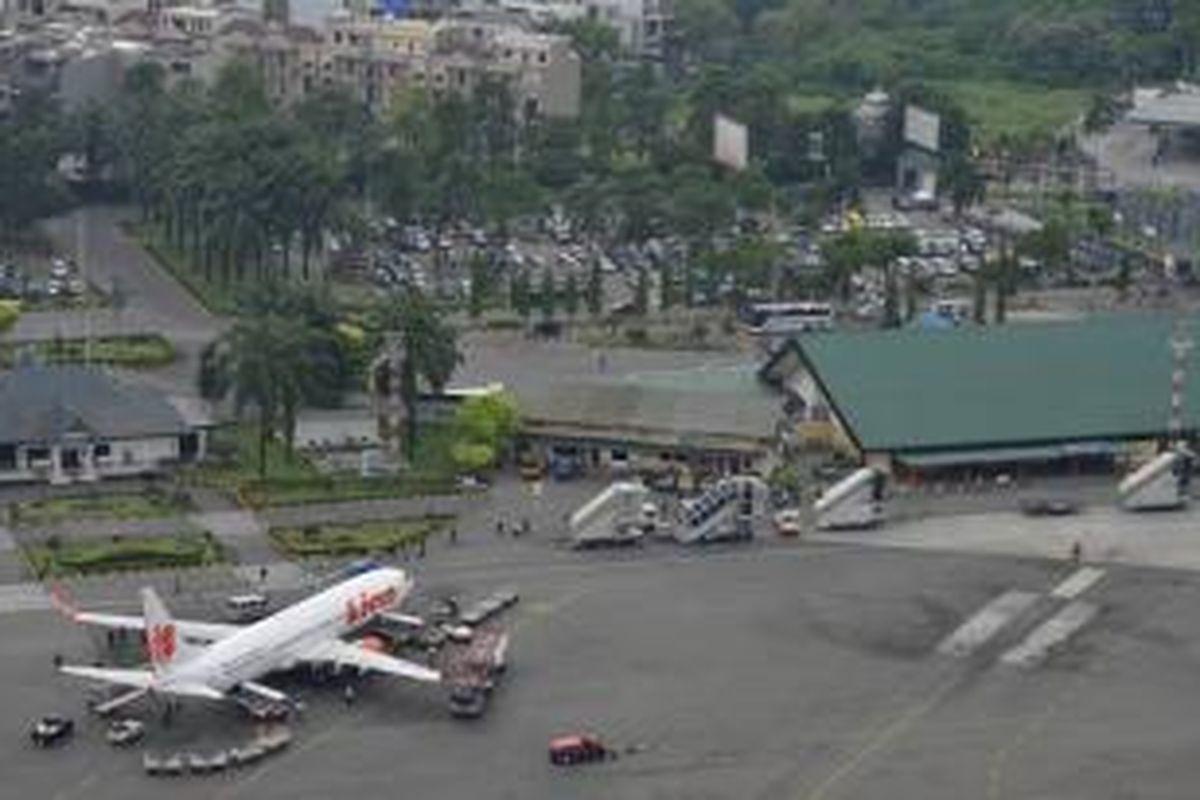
[760,315,1198,481]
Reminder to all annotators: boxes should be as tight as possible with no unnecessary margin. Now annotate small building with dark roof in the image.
[0,364,209,485]
[761,316,1195,478]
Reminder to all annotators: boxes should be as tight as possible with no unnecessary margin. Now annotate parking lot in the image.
[4,534,1200,799]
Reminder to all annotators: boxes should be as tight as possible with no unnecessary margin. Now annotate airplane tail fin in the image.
[141,587,198,673]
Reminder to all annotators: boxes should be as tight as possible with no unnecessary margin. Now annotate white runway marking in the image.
[937,590,1040,657]
[1000,600,1099,668]
[1050,566,1106,600]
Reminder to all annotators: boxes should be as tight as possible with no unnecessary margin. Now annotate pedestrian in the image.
[1070,540,1083,565]
[496,520,505,537]
[343,683,356,706]
[259,565,269,583]
[418,536,426,558]
[520,517,531,537]
[449,526,458,545]
[52,653,62,669]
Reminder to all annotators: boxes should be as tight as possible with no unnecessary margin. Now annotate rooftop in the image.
[1128,86,1200,127]
[785,315,1200,455]
[0,364,192,443]
[521,364,780,448]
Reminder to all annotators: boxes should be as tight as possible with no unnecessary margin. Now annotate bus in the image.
[740,302,835,335]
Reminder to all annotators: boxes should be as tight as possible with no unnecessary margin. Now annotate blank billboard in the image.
[904,105,941,153]
[713,113,749,172]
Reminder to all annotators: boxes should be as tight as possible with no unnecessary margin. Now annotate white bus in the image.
[740,302,835,336]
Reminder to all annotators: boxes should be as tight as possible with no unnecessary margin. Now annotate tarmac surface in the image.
[4,535,1200,799]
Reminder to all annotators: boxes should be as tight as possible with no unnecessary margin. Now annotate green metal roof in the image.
[795,315,1199,453]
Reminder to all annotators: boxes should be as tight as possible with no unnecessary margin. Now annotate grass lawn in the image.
[191,424,460,508]
[12,489,193,528]
[270,517,451,558]
[24,531,222,578]
[0,334,175,369]
[933,80,1090,148]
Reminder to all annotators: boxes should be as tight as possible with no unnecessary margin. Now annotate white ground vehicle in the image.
[1119,448,1192,511]
[814,467,886,530]
[570,482,651,548]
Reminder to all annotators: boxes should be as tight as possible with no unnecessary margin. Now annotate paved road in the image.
[813,501,1200,573]
[10,206,226,396]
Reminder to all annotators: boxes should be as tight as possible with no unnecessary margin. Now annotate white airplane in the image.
[52,565,439,715]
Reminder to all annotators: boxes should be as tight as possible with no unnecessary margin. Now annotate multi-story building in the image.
[217,13,580,118]
[469,0,672,60]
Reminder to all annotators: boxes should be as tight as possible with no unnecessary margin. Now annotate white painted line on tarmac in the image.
[1000,600,1098,668]
[1050,566,1106,600]
[0,583,51,614]
[937,590,1040,658]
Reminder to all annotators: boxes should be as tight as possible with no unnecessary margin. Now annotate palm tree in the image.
[373,290,461,460]
[199,287,341,476]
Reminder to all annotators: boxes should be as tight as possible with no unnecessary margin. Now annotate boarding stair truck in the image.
[674,476,769,544]
[1119,447,1192,511]
[814,467,886,530]
[570,481,650,548]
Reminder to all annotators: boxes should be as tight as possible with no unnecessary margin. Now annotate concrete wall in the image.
[0,434,187,485]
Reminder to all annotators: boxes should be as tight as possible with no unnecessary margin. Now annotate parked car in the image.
[106,718,145,746]
[1020,498,1079,517]
[774,509,802,537]
[549,734,611,766]
[30,715,74,747]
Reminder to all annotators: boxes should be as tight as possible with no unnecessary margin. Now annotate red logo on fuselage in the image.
[148,623,176,664]
[344,586,398,626]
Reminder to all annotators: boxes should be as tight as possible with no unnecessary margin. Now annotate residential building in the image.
[0,364,211,485]
[217,14,580,117]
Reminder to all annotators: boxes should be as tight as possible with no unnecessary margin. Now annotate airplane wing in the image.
[299,640,441,683]
[59,664,224,700]
[50,586,240,643]
[73,611,241,643]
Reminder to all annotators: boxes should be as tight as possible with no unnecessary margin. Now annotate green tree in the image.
[373,290,462,460]
[451,391,520,472]
[564,272,580,318]
[634,268,650,315]
[659,261,676,311]
[510,270,532,319]
[198,313,325,476]
[468,255,489,319]
[587,261,604,316]
[538,267,557,321]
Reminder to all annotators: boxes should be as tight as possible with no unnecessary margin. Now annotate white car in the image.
[106,718,145,746]
[774,509,802,537]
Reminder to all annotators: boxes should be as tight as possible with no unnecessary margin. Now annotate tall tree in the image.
[587,261,604,316]
[373,290,462,459]
[564,271,580,318]
[538,267,557,321]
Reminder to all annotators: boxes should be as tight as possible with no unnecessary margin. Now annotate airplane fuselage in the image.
[161,568,410,694]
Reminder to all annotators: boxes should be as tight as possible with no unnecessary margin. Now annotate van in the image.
[225,594,270,622]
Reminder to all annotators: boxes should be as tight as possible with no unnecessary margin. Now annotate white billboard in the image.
[904,105,941,153]
[713,113,749,172]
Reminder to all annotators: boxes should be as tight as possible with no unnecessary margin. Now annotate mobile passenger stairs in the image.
[814,467,887,530]
[673,476,769,544]
[569,481,652,548]
[1118,446,1193,511]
